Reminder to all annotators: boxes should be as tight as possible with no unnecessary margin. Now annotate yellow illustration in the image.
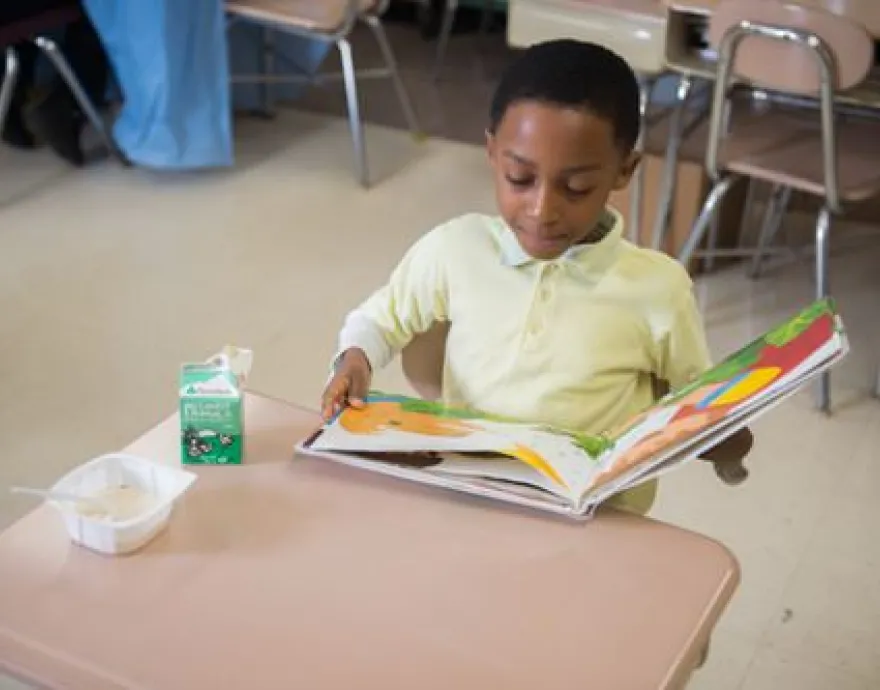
[505,445,568,489]
[710,366,781,406]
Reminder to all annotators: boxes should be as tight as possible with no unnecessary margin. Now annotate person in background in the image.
[0,0,110,166]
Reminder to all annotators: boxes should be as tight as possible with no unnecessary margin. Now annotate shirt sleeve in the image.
[335,228,449,372]
[654,284,713,391]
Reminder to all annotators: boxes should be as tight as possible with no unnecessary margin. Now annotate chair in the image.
[432,0,497,81]
[226,0,420,188]
[506,0,669,245]
[676,0,880,412]
[401,321,449,400]
[0,7,122,163]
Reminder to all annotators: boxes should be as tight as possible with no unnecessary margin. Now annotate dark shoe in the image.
[1,112,37,149]
[29,90,85,167]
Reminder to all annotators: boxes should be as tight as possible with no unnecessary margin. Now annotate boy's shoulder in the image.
[429,213,503,240]
[421,213,507,256]
[614,237,695,299]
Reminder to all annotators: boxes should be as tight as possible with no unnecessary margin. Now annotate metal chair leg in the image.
[736,178,759,248]
[815,205,832,412]
[33,36,126,164]
[433,0,459,81]
[652,75,693,252]
[336,37,369,187]
[363,15,422,138]
[0,47,20,135]
[629,76,653,244]
[678,175,737,267]
[749,185,791,279]
[703,214,722,273]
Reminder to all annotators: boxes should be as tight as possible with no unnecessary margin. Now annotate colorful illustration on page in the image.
[336,394,568,488]
[590,300,837,491]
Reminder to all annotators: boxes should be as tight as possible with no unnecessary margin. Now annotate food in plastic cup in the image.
[49,453,196,555]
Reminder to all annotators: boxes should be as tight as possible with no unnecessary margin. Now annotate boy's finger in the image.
[321,376,350,420]
[348,371,370,407]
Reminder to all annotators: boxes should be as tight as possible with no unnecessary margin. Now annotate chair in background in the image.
[432,0,498,81]
[401,321,449,400]
[507,0,669,244]
[676,0,880,412]
[0,6,122,163]
[226,0,420,187]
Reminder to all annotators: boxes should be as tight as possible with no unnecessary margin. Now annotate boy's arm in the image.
[654,281,752,484]
[335,229,450,372]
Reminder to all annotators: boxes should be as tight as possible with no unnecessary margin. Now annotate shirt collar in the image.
[496,208,624,275]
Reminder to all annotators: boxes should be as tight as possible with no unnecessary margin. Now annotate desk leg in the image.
[651,75,692,253]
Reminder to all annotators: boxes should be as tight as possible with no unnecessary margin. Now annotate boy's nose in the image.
[526,185,561,224]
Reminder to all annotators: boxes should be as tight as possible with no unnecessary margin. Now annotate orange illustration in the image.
[340,401,475,437]
[592,406,728,491]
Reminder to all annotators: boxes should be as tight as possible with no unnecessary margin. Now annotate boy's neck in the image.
[575,209,615,246]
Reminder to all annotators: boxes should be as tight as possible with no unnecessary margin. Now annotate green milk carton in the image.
[179,347,252,465]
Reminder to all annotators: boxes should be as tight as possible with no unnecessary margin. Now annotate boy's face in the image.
[486,101,639,261]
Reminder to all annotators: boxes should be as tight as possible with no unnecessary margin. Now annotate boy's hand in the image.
[699,427,753,485]
[321,348,372,421]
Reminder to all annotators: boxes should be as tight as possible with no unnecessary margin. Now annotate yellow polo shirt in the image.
[337,210,712,514]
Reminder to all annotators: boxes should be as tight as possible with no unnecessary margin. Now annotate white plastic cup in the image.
[49,453,197,555]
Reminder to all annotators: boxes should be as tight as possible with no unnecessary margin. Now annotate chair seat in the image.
[507,0,666,74]
[0,7,82,46]
[226,0,378,35]
[721,102,880,204]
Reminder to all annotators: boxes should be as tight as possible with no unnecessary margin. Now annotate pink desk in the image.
[0,394,739,690]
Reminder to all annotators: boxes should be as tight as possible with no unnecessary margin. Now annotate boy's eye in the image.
[505,174,533,188]
[565,186,596,198]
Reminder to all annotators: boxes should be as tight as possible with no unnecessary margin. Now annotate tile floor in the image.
[1,20,880,690]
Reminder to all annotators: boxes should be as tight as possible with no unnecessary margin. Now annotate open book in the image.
[299,300,848,519]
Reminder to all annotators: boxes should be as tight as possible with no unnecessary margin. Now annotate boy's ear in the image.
[612,150,642,191]
[485,130,497,161]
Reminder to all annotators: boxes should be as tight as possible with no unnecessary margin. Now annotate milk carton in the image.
[179,347,252,465]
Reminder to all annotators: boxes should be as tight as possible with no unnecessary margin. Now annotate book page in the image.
[309,394,603,500]
[581,300,846,500]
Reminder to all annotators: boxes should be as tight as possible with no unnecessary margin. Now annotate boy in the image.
[322,40,751,514]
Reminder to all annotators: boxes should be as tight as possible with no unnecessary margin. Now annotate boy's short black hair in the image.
[489,40,641,153]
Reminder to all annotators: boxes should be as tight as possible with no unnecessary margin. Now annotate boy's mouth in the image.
[515,228,570,257]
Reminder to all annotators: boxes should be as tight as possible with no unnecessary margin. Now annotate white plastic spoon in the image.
[10,486,100,507]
